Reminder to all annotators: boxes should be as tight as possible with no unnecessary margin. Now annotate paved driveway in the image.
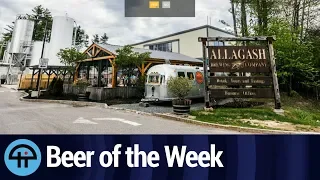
[0,86,241,134]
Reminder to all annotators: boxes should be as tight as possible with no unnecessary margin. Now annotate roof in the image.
[147,64,203,75]
[96,43,203,64]
[149,64,204,71]
[129,25,235,46]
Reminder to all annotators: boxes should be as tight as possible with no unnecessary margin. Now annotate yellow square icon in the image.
[149,1,160,8]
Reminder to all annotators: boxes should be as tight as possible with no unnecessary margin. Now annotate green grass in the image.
[190,93,320,129]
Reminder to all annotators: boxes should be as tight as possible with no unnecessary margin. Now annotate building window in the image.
[148,42,172,52]
[212,41,224,46]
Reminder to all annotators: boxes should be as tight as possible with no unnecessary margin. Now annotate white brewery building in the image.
[0,14,76,85]
[130,25,235,59]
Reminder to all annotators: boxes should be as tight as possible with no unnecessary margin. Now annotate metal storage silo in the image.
[29,41,44,66]
[47,16,75,66]
[4,15,34,85]
[2,41,11,63]
[9,16,34,54]
[44,42,50,60]
[6,41,11,52]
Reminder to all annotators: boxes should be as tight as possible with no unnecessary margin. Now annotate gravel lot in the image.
[111,102,205,114]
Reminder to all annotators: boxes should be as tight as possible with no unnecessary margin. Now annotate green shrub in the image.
[73,78,90,87]
[52,78,64,96]
[289,90,300,98]
[48,77,57,93]
[136,75,146,97]
[167,76,192,99]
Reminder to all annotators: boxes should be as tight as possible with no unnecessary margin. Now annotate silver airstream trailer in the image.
[141,64,205,102]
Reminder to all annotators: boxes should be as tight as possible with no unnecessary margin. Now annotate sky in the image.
[0,0,234,45]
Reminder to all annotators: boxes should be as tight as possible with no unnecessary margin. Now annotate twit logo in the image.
[4,139,42,176]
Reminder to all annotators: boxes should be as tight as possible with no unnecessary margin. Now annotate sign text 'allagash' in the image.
[208,46,270,72]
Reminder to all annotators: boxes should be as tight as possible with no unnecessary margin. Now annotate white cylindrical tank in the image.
[44,42,50,61]
[29,41,44,66]
[47,16,75,66]
[2,41,11,63]
[5,41,11,52]
[9,16,34,54]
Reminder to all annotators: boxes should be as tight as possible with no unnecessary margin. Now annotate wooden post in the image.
[267,37,282,109]
[141,63,145,75]
[111,59,117,88]
[74,62,81,82]
[111,65,117,88]
[92,46,96,56]
[86,62,90,81]
[98,60,102,87]
[201,40,210,108]
[144,62,153,75]
[30,68,35,89]
[46,69,52,89]
[106,59,109,86]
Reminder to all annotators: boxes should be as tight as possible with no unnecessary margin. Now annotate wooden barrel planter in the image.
[172,99,192,115]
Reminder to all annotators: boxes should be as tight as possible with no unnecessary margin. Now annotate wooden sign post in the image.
[267,37,281,109]
[198,36,282,110]
[201,40,210,108]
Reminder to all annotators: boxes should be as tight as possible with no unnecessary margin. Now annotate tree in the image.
[84,34,90,47]
[1,5,53,42]
[100,33,109,44]
[115,45,151,85]
[240,0,249,37]
[57,47,87,67]
[228,0,320,98]
[27,5,53,41]
[48,77,57,93]
[92,34,100,43]
[52,78,64,96]
[2,22,14,41]
[230,0,238,36]
[73,26,89,49]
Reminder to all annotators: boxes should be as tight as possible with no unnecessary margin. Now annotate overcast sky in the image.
[0,0,233,45]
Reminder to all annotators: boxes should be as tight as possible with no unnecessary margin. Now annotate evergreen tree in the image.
[73,26,89,49]
[92,34,100,43]
[27,5,53,41]
[84,34,90,47]
[2,22,14,41]
[100,33,109,44]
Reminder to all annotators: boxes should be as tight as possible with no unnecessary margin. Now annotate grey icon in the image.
[162,1,171,8]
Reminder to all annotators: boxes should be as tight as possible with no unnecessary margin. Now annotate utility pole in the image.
[36,19,48,97]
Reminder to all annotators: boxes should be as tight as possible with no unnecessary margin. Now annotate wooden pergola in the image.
[28,65,74,90]
[75,43,203,88]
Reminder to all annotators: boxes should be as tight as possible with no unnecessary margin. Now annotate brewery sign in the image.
[199,36,282,109]
[210,76,273,86]
[210,88,274,98]
[208,45,274,99]
[208,46,270,72]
